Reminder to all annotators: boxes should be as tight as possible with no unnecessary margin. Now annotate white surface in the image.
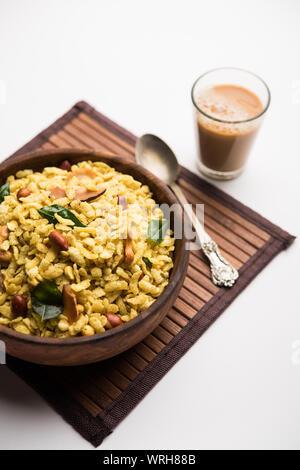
[0,0,299,450]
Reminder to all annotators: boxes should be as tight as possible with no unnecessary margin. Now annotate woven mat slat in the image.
[4,101,295,447]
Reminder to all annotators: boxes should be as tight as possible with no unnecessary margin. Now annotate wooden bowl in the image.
[0,149,189,366]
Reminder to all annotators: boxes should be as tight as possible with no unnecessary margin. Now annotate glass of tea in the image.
[191,67,271,180]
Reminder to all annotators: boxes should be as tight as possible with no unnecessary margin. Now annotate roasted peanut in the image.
[124,232,134,266]
[11,295,27,317]
[62,284,79,323]
[117,195,127,210]
[0,226,9,244]
[17,188,31,200]
[59,160,71,171]
[0,272,4,291]
[74,186,106,201]
[49,186,66,199]
[49,231,69,251]
[105,313,122,328]
[66,168,97,182]
[0,251,12,266]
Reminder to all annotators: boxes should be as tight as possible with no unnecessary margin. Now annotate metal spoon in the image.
[135,134,239,287]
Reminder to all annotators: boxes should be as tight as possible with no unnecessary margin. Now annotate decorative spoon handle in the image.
[170,182,239,287]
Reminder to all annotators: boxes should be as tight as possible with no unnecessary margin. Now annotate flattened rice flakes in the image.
[0,161,174,337]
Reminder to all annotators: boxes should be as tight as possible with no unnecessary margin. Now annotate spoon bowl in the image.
[136,134,180,185]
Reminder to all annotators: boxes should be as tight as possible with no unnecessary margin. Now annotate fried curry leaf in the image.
[0,183,10,204]
[31,299,63,321]
[147,219,168,245]
[31,280,63,321]
[38,204,86,227]
[142,257,153,268]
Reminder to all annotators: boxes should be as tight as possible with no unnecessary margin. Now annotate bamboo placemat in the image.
[4,101,295,447]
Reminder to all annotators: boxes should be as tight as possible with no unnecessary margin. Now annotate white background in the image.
[0,0,299,450]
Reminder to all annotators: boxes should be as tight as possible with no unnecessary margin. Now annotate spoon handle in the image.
[170,182,239,287]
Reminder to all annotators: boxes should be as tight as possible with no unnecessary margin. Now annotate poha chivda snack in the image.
[0,160,174,338]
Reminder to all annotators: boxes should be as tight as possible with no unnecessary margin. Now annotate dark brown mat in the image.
[3,101,295,447]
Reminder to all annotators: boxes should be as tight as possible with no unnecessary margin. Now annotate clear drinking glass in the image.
[191,67,271,180]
